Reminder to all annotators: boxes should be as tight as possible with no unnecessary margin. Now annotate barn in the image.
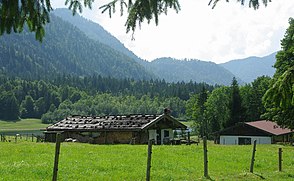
[214,120,293,145]
[44,112,187,144]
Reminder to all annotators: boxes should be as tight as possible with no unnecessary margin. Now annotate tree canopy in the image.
[0,0,272,41]
[263,18,294,129]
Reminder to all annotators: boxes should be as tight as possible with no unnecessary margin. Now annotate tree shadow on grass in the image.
[199,175,215,181]
[286,173,294,178]
[237,172,265,180]
[252,173,265,180]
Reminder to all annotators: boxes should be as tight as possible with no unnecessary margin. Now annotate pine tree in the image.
[226,77,244,127]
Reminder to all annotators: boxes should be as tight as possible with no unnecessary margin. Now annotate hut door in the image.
[238,137,251,145]
[156,129,161,145]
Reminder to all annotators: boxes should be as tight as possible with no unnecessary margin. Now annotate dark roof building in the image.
[45,113,187,144]
[214,120,293,145]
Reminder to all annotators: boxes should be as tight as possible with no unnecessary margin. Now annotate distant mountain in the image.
[0,13,154,80]
[148,58,239,85]
[220,53,276,83]
[53,9,240,85]
[1,8,274,85]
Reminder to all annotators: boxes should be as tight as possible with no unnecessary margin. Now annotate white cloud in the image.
[51,0,294,63]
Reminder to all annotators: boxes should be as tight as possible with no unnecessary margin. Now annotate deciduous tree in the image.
[204,86,231,134]
[263,18,294,129]
[186,86,208,137]
[0,92,20,120]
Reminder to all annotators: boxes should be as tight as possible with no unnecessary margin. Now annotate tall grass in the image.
[0,142,293,180]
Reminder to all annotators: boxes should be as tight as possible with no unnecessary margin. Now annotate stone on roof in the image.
[46,114,161,131]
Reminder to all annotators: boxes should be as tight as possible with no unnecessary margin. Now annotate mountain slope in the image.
[149,58,240,85]
[53,8,149,67]
[220,53,276,83]
[0,14,154,80]
[53,9,240,85]
[1,8,274,85]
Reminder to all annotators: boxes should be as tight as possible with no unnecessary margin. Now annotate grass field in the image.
[0,119,49,132]
[0,141,293,180]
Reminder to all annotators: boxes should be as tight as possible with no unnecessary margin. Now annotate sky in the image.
[51,0,294,63]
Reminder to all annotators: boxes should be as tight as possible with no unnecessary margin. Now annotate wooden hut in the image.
[44,112,187,144]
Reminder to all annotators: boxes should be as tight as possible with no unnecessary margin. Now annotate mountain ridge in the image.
[220,52,276,83]
[53,9,242,85]
[147,57,240,85]
[0,8,277,85]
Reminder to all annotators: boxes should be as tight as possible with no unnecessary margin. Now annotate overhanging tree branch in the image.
[0,0,273,41]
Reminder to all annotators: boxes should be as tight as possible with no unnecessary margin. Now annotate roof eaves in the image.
[141,114,164,130]
[141,114,187,130]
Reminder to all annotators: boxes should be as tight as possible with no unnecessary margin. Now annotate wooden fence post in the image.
[52,133,61,181]
[15,134,17,143]
[1,134,6,142]
[250,140,257,173]
[32,134,34,142]
[146,139,153,181]
[278,148,282,171]
[187,132,191,145]
[203,136,208,178]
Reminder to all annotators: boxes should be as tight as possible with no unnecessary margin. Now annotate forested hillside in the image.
[0,14,153,80]
[0,74,214,123]
[0,8,275,85]
[53,8,241,85]
[53,8,149,66]
[149,58,239,85]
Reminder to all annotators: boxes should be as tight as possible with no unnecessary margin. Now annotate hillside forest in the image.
[0,74,272,136]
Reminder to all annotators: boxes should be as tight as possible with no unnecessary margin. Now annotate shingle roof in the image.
[46,114,187,132]
[245,120,293,136]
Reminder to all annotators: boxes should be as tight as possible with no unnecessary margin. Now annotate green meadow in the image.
[0,119,49,131]
[0,141,293,181]
[0,119,50,136]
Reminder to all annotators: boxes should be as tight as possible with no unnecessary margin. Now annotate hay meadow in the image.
[0,140,293,181]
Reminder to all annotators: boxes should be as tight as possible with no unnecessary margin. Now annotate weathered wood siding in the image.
[45,131,149,144]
